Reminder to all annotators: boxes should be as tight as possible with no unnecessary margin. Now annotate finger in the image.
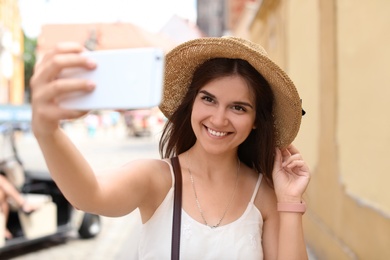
[35,42,86,70]
[282,153,303,167]
[274,148,283,168]
[32,41,96,88]
[38,78,96,103]
[286,144,301,156]
[285,160,310,174]
[280,148,291,163]
[32,54,96,88]
[284,160,305,169]
[31,78,95,112]
[56,108,90,120]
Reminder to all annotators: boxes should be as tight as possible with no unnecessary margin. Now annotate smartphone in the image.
[58,48,165,110]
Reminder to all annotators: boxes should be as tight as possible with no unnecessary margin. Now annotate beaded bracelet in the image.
[277,201,306,214]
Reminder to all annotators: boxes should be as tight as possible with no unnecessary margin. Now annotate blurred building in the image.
[233,0,390,259]
[196,0,256,36]
[0,0,24,104]
[159,15,205,44]
[197,0,227,36]
[36,17,203,59]
[36,23,176,59]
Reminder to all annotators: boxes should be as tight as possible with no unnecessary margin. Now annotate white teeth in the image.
[208,128,228,137]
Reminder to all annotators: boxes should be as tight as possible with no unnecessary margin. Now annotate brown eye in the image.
[232,105,246,112]
[201,96,214,103]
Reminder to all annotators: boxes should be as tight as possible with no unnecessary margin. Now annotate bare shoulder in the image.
[119,158,172,186]
[93,158,173,218]
[125,159,173,220]
[122,158,171,172]
[98,158,173,195]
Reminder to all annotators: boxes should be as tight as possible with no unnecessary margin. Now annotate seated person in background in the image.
[0,175,38,239]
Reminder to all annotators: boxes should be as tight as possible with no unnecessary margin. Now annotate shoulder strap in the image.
[250,174,263,203]
[171,157,182,260]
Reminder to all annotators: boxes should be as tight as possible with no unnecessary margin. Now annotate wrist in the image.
[33,126,62,141]
[277,200,306,214]
[276,194,303,204]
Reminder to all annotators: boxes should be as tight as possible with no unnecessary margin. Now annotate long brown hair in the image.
[159,58,276,184]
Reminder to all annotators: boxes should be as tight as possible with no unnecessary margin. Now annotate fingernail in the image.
[86,59,97,69]
[87,81,96,90]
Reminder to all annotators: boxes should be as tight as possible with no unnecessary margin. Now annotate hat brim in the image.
[159,37,302,148]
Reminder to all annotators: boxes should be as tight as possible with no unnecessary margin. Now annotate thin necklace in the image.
[187,152,240,228]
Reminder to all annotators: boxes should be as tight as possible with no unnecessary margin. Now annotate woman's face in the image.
[191,75,256,155]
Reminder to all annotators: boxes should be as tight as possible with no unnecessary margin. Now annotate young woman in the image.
[30,37,310,259]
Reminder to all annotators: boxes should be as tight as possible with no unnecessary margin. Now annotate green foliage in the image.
[23,34,37,102]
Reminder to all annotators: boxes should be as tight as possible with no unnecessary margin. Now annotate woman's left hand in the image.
[272,144,310,203]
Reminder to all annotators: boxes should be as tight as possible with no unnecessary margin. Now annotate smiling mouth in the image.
[206,126,229,137]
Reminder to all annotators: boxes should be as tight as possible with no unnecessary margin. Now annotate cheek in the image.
[243,122,255,135]
[190,103,199,123]
[191,101,208,121]
[190,103,203,129]
[237,116,256,135]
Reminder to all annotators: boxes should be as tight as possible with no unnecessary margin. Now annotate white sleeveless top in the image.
[138,160,264,260]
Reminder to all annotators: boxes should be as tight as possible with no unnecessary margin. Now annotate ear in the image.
[252,126,257,130]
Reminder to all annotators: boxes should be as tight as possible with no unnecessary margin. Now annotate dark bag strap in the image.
[171,157,182,260]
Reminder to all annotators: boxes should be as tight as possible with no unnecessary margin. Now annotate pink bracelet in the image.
[277,201,306,214]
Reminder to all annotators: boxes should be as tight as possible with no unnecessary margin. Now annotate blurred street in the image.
[0,120,317,259]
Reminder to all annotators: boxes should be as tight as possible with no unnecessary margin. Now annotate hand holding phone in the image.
[58,48,165,110]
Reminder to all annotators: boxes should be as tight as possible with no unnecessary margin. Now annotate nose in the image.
[210,108,228,127]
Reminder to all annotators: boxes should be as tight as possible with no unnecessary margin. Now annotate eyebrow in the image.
[199,90,254,109]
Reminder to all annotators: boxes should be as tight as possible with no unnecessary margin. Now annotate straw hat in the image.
[159,37,303,148]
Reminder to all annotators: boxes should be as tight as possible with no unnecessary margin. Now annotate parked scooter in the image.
[0,119,101,253]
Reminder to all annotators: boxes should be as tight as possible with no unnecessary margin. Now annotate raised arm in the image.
[262,144,310,259]
[30,43,167,217]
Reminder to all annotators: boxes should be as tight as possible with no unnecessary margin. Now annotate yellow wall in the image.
[241,0,390,258]
[0,0,25,104]
[284,0,320,175]
[337,0,390,215]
